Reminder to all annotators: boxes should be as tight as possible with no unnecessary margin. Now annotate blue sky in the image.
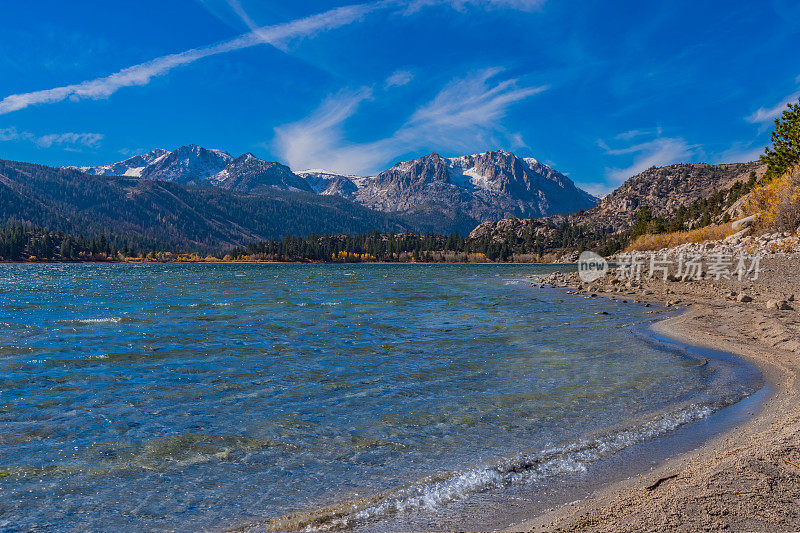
[1,0,799,194]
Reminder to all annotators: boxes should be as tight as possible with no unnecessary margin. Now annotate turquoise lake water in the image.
[0,263,760,531]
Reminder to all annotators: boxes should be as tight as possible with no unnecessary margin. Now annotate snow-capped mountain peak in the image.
[139,145,234,184]
[63,146,597,233]
[353,150,598,224]
[295,169,366,197]
[210,154,313,193]
[68,148,170,177]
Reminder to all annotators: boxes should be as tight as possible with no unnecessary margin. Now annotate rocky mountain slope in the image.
[71,148,170,177]
[569,161,765,231]
[354,150,597,233]
[295,170,362,198]
[471,161,765,241]
[70,147,597,234]
[72,145,234,185]
[136,144,233,184]
[209,154,313,194]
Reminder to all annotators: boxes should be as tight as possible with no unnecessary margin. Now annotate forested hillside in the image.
[470,161,767,258]
[0,159,408,251]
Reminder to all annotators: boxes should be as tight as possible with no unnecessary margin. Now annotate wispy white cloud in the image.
[36,132,104,149]
[273,67,546,174]
[603,136,698,183]
[225,0,261,32]
[710,141,766,164]
[582,86,791,195]
[405,0,546,14]
[273,87,381,173]
[194,0,251,30]
[384,69,414,88]
[0,2,383,115]
[2,0,551,116]
[578,182,614,199]
[0,127,104,149]
[0,127,26,142]
[508,131,527,148]
[581,132,699,194]
[746,86,800,125]
[613,127,662,141]
[235,1,386,52]
[403,67,545,138]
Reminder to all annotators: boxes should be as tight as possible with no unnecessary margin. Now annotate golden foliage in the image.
[626,223,735,252]
[467,252,489,263]
[745,166,800,232]
[332,251,376,262]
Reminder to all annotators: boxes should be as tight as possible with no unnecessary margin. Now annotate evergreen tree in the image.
[630,206,653,239]
[762,96,800,179]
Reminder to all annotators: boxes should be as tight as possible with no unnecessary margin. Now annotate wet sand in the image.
[512,255,800,532]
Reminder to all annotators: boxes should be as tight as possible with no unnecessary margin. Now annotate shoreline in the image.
[228,273,772,533]
[0,260,559,265]
[512,257,800,531]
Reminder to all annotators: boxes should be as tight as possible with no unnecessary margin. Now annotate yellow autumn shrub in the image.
[626,223,735,252]
[746,166,800,233]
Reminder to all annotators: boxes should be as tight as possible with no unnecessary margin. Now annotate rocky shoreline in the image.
[508,248,800,531]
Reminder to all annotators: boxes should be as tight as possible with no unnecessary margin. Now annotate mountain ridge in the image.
[469,161,765,243]
[547,161,765,231]
[69,146,598,233]
[12,153,768,256]
[1,158,408,251]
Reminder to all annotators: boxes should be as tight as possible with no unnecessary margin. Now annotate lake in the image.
[0,263,760,531]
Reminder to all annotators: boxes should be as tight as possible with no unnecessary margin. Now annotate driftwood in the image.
[646,474,678,491]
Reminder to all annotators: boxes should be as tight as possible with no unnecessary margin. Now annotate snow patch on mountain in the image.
[69,148,170,177]
[123,167,145,177]
[140,145,233,184]
[354,150,599,226]
[296,170,365,198]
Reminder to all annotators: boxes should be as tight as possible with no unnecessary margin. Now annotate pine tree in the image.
[762,96,800,179]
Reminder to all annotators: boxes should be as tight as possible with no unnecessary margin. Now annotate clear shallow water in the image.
[0,263,760,532]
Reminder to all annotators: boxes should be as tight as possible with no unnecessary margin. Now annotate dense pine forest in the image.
[233,224,625,262]
[0,224,234,262]
[0,223,622,263]
[234,232,516,262]
[0,226,143,261]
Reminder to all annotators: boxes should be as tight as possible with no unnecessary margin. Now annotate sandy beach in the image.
[511,254,800,531]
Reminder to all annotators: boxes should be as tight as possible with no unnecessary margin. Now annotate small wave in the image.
[295,301,341,308]
[71,317,122,324]
[249,401,724,532]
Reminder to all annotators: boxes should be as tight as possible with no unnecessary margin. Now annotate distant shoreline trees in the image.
[0,226,122,262]
[0,224,622,263]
